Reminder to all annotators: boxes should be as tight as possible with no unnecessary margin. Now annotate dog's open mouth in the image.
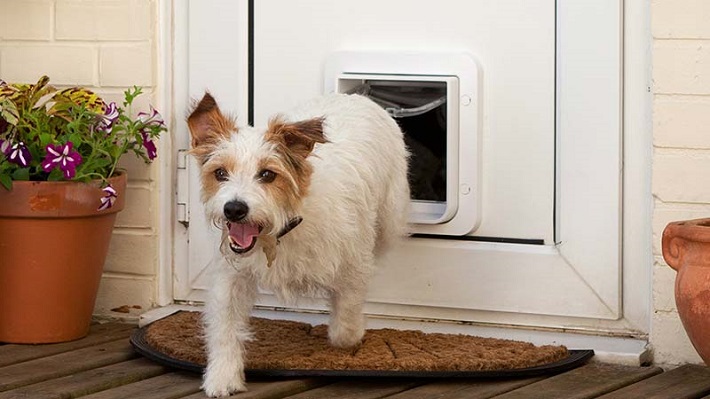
[226,221,261,254]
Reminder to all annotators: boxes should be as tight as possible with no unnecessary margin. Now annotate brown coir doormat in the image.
[130,311,594,378]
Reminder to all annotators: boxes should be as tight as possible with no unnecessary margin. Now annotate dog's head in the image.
[187,92,327,255]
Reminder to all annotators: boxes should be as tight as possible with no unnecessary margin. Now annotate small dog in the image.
[187,92,410,397]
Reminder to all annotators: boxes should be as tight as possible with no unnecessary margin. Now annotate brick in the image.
[56,0,152,41]
[654,40,710,95]
[0,45,95,85]
[99,44,153,87]
[105,231,157,275]
[652,202,710,255]
[652,150,710,203]
[115,185,154,228]
[653,260,678,312]
[0,0,52,41]
[95,275,154,316]
[654,95,710,149]
[653,0,710,39]
[651,311,704,365]
[118,152,155,182]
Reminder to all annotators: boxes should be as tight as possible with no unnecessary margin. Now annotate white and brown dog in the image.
[187,92,410,397]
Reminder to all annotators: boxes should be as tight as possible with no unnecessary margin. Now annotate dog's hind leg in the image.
[201,264,257,397]
[327,257,374,348]
[375,162,411,255]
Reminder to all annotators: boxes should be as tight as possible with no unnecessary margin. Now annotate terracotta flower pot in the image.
[662,218,710,365]
[0,173,126,343]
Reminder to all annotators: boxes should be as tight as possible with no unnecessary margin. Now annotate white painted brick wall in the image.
[0,0,160,316]
[55,0,152,41]
[654,41,710,95]
[652,0,710,39]
[654,96,710,149]
[653,150,710,203]
[652,0,710,366]
[105,232,157,276]
[1,45,95,85]
[0,1,53,41]
[99,44,153,87]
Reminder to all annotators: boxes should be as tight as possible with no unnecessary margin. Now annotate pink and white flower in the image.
[98,102,120,133]
[98,184,118,211]
[41,142,82,179]
[137,106,164,161]
[7,141,31,167]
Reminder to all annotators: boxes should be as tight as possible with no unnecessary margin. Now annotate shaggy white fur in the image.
[188,93,410,397]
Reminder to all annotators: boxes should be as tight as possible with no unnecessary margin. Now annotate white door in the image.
[173,0,645,335]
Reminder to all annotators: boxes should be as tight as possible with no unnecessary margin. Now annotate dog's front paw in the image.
[202,376,247,397]
[328,316,365,348]
[202,362,247,397]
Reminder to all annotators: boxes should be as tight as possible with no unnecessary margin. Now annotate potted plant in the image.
[0,76,166,343]
[662,218,710,365]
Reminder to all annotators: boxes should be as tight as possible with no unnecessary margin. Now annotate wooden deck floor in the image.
[2,322,710,399]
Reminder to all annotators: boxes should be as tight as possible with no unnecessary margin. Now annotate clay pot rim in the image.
[5,171,126,187]
[664,218,710,243]
[0,172,127,218]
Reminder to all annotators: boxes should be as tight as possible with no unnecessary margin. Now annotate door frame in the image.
[161,0,652,337]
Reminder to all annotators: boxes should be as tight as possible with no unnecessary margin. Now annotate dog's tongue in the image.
[229,222,260,248]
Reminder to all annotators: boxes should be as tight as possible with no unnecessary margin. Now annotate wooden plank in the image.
[0,339,136,391]
[180,379,330,399]
[0,358,165,399]
[275,380,422,399]
[79,371,201,399]
[597,364,710,399]
[0,323,135,367]
[490,363,663,399]
[384,377,545,399]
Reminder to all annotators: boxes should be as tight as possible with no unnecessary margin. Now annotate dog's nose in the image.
[224,200,249,221]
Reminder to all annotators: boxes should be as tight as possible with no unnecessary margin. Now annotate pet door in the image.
[338,76,459,224]
[326,51,481,236]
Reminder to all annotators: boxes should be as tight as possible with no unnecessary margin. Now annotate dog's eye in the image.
[214,168,229,182]
[257,169,277,183]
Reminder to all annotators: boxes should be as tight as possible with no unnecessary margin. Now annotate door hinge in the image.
[176,149,190,227]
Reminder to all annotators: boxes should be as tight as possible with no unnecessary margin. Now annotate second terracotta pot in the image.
[662,218,710,366]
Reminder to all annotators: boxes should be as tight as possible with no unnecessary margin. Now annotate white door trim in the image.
[156,0,176,307]
[555,0,623,318]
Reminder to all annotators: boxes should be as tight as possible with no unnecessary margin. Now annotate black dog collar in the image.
[277,216,303,239]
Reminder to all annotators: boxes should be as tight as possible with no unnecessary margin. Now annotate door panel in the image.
[253,0,555,242]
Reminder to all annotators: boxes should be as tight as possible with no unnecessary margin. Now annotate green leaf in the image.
[68,133,82,146]
[39,133,52,146]
[0,174,12,190]
[47,168,64,181]
[94,158,112,169]
[123,86,143,106]
[11,168,29,181]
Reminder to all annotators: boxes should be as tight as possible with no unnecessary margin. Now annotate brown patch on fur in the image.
[265,116,328,159]
[187,92,237,162]
[262,117,328,210]
[199,151,238,202]
[258,157,309,213]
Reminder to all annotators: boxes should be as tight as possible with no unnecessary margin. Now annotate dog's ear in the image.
[267,117,328,158]
[187,92,236,149]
